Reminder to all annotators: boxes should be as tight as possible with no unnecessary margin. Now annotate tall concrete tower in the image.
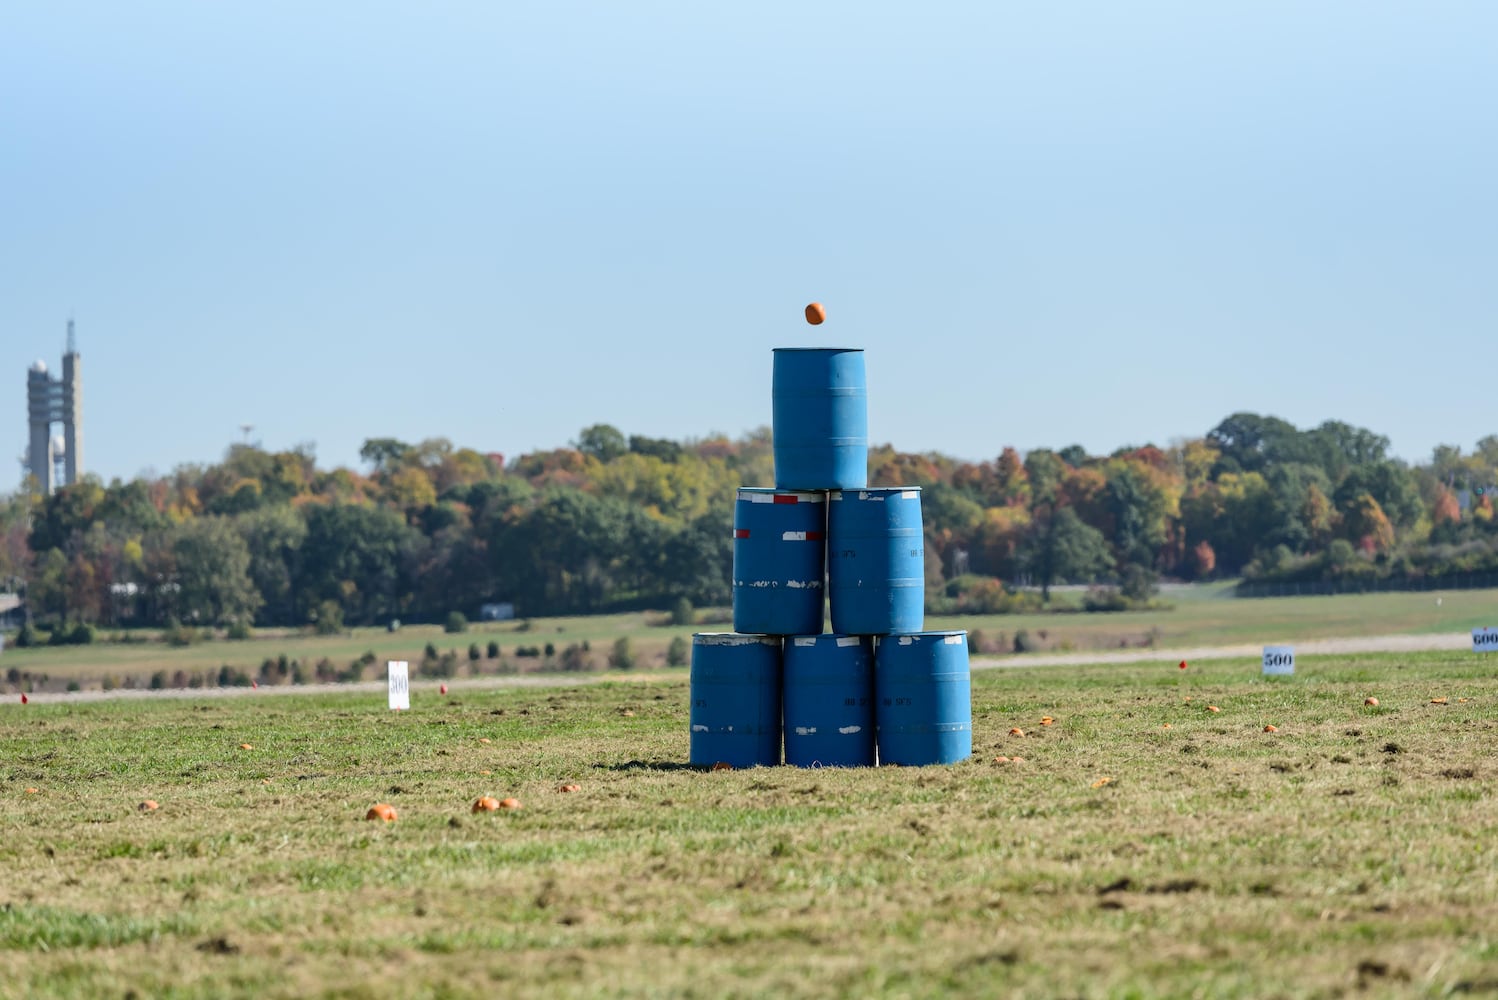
[62,319,82,486]
[26,360,54,494]
[24,320,84,493]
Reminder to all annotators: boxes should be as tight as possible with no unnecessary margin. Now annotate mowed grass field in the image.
[4,586,1497,692]
[3,651,1498,998]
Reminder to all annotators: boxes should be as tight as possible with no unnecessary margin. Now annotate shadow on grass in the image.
[596,759,708,772]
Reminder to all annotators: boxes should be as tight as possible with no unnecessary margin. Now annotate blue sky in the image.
[3,2,1495,485]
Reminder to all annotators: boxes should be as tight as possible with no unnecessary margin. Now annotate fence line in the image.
[1235,572,1498,598]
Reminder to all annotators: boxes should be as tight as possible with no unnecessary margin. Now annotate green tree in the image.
[235,505,307,626]
[170,516,263,626]
[312,599,344,634]
[1334,461,1423,531]
[575,424,628,463]
[608,636,635,670]
[360,438,412,473]
[660,508,733,607]
[1023,450,1066,508]
[1102,462,1169,569]
[297,503,413,625]
[29,547,71,625]
[629,434,683,462]
[1017,507,1112,601]
[1207,412,1316,475]
[1306,420,1389,482]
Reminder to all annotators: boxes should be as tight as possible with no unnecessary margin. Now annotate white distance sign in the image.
[1262,646,1295,675]
[1474,628,1498,654]
[388,660,410,710]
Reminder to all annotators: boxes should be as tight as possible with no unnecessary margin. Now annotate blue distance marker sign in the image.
[1474,628,1498,654]
[1262,646,1295,675]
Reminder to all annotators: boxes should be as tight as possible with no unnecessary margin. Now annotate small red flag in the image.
[20,694,28,704]
[1178,660,1188,670]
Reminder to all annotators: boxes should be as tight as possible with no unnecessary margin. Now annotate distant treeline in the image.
[3,414,1497,632]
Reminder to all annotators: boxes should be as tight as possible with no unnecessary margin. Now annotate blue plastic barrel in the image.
[827,487,925,635]
[732,488,827,635]
[772,348,867,490]
[875,631,972,766]
[783,634,875,767]
[689,633,783,768]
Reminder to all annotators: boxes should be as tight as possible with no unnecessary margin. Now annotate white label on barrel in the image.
[836,636,860,647]
[795,726,816,735]
[944,635,963,645]
[901,490,919,499]
[1474,628,1498,653]
[794,637,817,647]
[898,636,915,645]
[858,492,884,501]
[387,661,410,711]
[1262,646,1295,675]
[839,725,861,734]
[692,724,708,732]
[829,491,843,501]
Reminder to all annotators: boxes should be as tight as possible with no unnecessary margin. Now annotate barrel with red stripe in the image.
[732,488,827,635]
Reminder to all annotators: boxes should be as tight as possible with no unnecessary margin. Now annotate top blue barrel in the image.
[772,348,867,490]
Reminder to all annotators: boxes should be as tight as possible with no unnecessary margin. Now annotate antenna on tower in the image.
[240,424,254,445]
[66,317,76,355]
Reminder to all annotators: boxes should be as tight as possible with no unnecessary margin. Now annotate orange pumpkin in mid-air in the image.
[804,302,826,325]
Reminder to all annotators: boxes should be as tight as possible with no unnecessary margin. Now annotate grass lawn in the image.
[4,586,1498,693]
[2,649,1497,997]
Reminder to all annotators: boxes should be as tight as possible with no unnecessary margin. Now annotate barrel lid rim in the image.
[693,632,780,642]
[772,346,864,353]
[785,633,867,640]
[829,486,923,495]
[736,487,826,495]
[883,630,967,638]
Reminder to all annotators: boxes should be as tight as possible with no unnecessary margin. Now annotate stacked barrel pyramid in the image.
[689,346,973,768]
